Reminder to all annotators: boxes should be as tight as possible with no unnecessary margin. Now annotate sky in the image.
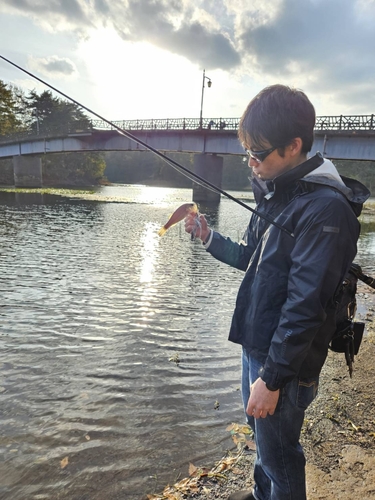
[0,0,375,122]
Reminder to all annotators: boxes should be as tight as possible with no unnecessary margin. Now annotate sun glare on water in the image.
[139,222,160,288]
[134,186,174,205]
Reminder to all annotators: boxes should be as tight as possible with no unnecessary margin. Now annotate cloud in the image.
[29,56,77,77]
[109,0,240,70]
[165,22,240,70]
[2,0,375,111]
[0,0,241,71]
[2,0,88,21]
[1,0,91,31]
[233,0,375,109]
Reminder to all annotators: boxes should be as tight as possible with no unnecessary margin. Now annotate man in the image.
[184,85,369,500]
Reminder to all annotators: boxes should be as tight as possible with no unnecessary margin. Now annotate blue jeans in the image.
[241,349,319,500]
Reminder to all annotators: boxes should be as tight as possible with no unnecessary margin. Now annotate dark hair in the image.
[238,84,316,153]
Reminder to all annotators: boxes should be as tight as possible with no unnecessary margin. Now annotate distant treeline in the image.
[103,151,252,190]
[334,160,375,193]
[0,80,106,186]
[104,151,375,192]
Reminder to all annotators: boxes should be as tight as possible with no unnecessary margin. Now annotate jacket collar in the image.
[272,152,324,190]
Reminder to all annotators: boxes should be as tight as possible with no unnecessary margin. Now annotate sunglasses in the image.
[245,146,278,163]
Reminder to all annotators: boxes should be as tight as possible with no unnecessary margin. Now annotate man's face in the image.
[246,140,306,181]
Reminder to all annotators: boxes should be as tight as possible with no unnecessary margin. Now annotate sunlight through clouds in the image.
[77,27,204,119]
[76,26,252,120]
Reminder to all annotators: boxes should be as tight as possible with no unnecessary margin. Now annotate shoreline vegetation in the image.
[145,284,375,500]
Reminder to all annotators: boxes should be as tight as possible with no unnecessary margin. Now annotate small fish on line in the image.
[158,202,199,237]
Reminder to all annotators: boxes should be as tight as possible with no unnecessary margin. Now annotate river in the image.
[1,185,374,500]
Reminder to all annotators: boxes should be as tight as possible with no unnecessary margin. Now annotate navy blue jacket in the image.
[206,153,370,389]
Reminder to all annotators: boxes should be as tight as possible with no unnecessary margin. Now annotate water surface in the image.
[0,185,374,500]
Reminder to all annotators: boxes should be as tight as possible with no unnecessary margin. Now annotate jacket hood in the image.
[304,157,345,185]
[302,155,371,216]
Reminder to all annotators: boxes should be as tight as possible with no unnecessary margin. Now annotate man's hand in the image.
[184,213,210,242]
[246,377,280,419]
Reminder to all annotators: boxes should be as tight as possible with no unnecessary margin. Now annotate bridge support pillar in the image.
[13,156,43,188]
[192,153,223,203]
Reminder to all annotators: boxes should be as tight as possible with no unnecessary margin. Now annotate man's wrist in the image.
[202,229,212,245]
[262,379,279,391]
[258,366,279,392]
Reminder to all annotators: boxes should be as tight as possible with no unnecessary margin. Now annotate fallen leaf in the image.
[176,477,190,487]
[215,462,227,472]
[189,463,198,476]
[245,440,257,450]
[231,467,243,475]
[169,353,180,364]
[238,425,252,434]
[60,456,69,469]
[189,485,199,493]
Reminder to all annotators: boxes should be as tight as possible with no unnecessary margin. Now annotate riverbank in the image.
[146,283,375,500]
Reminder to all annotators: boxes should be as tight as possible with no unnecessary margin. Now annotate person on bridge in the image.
[184,84,370,500]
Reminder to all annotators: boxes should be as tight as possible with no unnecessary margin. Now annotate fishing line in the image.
[0,54,293,237]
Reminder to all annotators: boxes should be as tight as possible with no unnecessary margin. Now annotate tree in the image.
[0,80,22,135]
[104,151,194,187]
[223,155,251,189]
[104,151,251,190]
[24,89,103,186]
[42,152,106,186]
[25,90,92,135]
[334,159,375,192]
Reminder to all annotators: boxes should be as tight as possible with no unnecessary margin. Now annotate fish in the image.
[158,202,198,237]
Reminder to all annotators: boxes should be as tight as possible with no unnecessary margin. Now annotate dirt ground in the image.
[301,282,375,500]
[147,283,375,500]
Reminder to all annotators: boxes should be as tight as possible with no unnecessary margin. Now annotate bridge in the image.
[1,115,375,201]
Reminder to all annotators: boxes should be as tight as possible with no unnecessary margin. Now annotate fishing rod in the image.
[0,54,293,236]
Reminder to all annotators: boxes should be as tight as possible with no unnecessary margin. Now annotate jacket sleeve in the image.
[261,195,360,389]
[205,214,261,271]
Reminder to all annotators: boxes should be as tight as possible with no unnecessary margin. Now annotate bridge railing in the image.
[315,115,375,130]
[90,117,240,131]
[0,121,93,145]
[91,115,375,132]
[1,115,375,145]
